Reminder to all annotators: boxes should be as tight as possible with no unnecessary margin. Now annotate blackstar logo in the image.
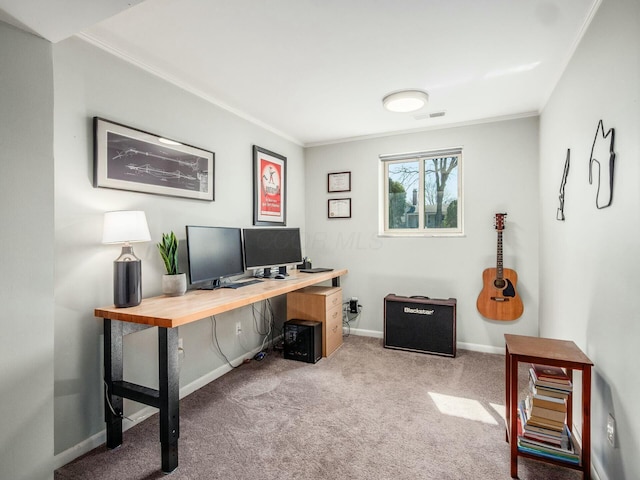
[404,307,434,315]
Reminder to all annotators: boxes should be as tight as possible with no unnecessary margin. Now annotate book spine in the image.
[517,443,579,463]
[530,405,566,423]
[533,385,570,399]
[517,447,580,465]
[532,395,566,411]
[530,365,573,391]
[521,436,576,455]
[532,363,570,381]
[525,417,565,432]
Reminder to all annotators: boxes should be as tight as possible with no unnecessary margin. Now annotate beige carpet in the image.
[56,336,582,479]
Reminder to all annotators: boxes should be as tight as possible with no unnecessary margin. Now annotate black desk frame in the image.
[102,276,340,473]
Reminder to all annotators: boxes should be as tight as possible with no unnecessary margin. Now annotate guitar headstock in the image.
[494,213,507,231]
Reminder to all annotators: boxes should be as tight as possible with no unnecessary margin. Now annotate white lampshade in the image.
[102,210,151,244]
[383,90,429,113]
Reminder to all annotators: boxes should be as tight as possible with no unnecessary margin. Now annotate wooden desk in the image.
[95,269,347,473]
[504,334,593,479]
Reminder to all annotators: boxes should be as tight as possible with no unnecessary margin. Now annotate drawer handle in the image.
[332,325,338,333]
[332,311,339,319]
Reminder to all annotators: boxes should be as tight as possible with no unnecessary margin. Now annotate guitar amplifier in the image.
[384,294,456,357]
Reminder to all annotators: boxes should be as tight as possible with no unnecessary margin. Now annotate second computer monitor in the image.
[243,227,302,277]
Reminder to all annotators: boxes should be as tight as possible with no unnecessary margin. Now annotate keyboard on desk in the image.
[298,268,333,273]
[222,279,263,289]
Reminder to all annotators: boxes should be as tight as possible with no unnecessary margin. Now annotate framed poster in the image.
[328,198,351,218]
[93,117,214,201]
[253,145,286,225]
[328,171,351,192]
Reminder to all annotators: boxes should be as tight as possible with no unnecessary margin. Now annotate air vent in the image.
[413,111,446,120]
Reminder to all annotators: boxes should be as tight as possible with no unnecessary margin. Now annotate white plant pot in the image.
[162,273,187,296]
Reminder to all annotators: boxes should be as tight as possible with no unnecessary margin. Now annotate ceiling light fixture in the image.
[383,90,429,113]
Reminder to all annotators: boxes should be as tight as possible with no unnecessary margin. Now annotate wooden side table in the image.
[504,334,593,479]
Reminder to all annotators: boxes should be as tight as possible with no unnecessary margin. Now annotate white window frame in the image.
[379,148,464,237]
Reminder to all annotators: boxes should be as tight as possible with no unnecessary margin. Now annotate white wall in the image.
[305,117,540,350]
[539,0,640,478]
[5,1,636,477]
[52,37,305,457]
[0,22,55,480]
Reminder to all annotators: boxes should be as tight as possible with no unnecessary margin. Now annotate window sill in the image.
[377,232,466,238]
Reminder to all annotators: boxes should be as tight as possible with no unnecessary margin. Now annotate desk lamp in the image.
[102,210,151,308]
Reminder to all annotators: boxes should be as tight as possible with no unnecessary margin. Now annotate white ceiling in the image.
[1,0,599,146]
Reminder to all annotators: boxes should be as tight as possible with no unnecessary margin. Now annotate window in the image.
[380,148,463,236]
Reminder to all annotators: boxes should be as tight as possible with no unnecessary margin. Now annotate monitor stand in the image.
[260,266,288,278]
[257,267,288,278]
[199,279,221,290]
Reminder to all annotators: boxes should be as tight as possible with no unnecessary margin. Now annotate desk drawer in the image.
[325,289,342,310]
[325,304,343,357]
[287,286,342,358]
[287,286,342,320]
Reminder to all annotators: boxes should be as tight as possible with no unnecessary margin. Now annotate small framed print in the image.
[328,198,351,219]
[328,171,351,193]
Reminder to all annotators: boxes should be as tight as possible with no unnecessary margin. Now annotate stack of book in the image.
[517,363,579,464]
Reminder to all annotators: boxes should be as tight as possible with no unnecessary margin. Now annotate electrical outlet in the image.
[607,414,616,447]
[349,297,359,313]
[235,322,242,335]
[178,338,183,349]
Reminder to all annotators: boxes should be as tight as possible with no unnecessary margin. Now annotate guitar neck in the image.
[496,230,503,279]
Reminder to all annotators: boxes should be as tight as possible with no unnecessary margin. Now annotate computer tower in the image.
[384,294,456,357]
[284,319,322,363]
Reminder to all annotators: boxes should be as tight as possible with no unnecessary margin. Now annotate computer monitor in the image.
[185,225,244,288]
[243,227,303,277]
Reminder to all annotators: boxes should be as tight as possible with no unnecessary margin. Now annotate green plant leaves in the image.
[157,231,179,275]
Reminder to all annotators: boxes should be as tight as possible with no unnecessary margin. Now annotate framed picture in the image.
[93,117,214,201]
[328,198,351,219]
[253,145,286,225]
[328,171,351,192]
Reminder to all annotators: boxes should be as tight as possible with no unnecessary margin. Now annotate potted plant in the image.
[157,231,187,296]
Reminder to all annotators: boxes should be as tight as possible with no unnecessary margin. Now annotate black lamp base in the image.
[113,246,142,308]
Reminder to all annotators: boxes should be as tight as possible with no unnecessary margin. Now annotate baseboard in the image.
[591,455,606,480]
[53,337,280,470]
[53,429,109,471]
[347,327,383,338]
[347,328,504,355]
[571,427,605,480]
[457,341,504,355]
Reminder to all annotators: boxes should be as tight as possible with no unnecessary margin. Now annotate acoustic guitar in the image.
[476,213,523,321]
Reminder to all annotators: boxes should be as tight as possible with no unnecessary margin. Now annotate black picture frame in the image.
[93,117,214,201]
[328,198,351,219]
[253,145,287,226]
[328,171,351,192]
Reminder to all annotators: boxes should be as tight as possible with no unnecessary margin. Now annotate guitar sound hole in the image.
[494,279,506,289]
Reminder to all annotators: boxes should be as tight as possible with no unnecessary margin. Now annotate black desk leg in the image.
[158,327,180,473]
[332,277,340,287]
[103,319,123,449]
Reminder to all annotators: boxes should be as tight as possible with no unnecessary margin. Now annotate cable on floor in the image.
[210,315,241,369]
